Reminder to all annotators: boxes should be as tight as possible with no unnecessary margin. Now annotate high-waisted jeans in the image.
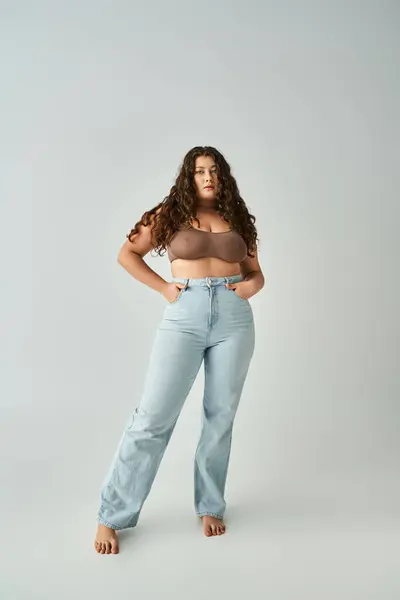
[97,274,255,530]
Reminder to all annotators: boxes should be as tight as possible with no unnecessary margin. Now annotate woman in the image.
[94,146,265,554]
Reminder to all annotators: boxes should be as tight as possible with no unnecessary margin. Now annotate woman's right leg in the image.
[97,288,205,531]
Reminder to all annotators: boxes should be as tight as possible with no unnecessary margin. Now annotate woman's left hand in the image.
[225,281,255,300]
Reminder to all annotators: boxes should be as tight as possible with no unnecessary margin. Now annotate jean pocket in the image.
[168,288,185,305]
[232,289,249,303]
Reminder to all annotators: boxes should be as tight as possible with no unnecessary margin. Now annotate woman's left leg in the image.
[194,285,255,521]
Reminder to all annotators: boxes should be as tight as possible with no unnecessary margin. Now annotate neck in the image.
[197,203,218,210]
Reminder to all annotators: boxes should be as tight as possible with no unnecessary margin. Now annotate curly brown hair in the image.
[126,146,259,259]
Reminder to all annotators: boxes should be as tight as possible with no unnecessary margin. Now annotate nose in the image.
[205,172,214,183]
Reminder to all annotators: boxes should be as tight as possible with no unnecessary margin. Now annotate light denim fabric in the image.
[97,274,255,530]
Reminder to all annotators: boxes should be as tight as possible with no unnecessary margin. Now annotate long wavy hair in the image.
[126,146,259,258]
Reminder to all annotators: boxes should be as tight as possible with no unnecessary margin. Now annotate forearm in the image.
[243,270,265,294]
[117,250,167,294]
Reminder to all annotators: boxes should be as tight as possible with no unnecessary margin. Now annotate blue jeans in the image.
[97,274,255,530]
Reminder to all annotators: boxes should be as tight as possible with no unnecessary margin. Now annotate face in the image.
[193,155,219,203]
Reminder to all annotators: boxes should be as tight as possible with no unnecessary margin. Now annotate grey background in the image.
[1,0,399,598]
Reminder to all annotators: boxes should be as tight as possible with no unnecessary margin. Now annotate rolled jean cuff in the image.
[97,516,138,530]
[196,511,224,520]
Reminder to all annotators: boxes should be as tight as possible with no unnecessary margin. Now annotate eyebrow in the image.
[195,165,217,169]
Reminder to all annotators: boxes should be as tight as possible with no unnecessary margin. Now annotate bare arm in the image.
[117,213,167,295]
[239,245,265,294]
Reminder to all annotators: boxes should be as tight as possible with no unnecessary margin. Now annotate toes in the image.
[94,538,118,554]
[202,517,226,537]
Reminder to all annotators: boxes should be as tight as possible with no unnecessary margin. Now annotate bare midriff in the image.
[170,256,242,279]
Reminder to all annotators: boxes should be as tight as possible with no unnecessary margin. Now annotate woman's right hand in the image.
[161,281,187,303]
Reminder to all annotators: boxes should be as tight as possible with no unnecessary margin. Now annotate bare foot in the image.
[200,515,226,537]
[94,523,119,554]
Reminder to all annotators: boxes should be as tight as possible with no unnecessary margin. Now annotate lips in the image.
[204,186,214,190]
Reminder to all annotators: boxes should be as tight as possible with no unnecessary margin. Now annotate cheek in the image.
[194,178,203,193]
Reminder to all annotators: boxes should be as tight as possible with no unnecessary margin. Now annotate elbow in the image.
[117,250,129,265]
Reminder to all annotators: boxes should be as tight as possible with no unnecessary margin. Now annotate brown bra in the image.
[167,226,248,263]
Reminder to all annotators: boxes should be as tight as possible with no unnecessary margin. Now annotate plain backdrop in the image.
[1,1,399,598]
